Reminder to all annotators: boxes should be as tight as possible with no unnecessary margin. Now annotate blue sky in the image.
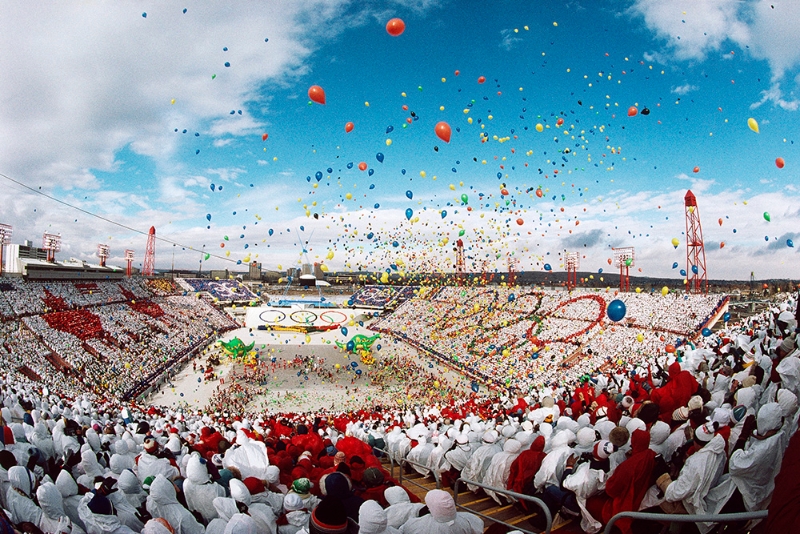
[1,0,799,280]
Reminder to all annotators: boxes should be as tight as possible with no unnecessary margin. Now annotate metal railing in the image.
[603,510,768,534]
[375,448,395,479]
[454,477,552,534]
[398,456,442,491]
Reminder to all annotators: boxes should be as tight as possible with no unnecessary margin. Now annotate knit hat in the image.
[731,405,747,424]
[87,493,114,516]
[310,496,349,534]
[143,437,158,453]
[292,478,312,495]
[592,440,616,460]
[362,467,384,487]
[608,426,630,448]
[741,375,758,389]
[687,396,704,412]
[243,477,266,495]
[142,476,156,492]
[620,396,634,410]
[672,407,690,421]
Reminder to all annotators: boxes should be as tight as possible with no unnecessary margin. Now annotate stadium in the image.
[2,3,800,534]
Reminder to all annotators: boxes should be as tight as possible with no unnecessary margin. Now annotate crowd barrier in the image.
[603,509,767,534]
[454,477,552,534]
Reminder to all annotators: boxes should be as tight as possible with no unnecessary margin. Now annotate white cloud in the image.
[499,29,523,51]
[671,83,698,95]
[750,83,800,111]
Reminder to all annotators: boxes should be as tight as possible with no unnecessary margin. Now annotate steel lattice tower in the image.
[612,247,634,292]
[565,251,579,291]
[142,227,156,276]
[684,190,708,294]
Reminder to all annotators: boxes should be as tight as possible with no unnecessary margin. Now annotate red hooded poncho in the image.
[602,429,656,534]
[650,362,698,422]
[507,435,547,495]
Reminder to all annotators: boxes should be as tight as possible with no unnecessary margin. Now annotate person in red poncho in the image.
[587,429,656,534]
[649,362,699,423]
[507,435,547,496]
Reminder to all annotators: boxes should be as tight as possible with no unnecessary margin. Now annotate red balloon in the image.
[386,18,405,37]
[500,188,509,196]
[516,218,524,225]
[345,122,354,133]
[435,121,452,143]
[627,106,638,117]
[535,188,543,198]
[665,344,676,353]
[454,70,460,76]
[693,166,700,173]
[308,85,326,105]
[358,162,367,171]
[556,118,564,126]
[776,157,785,168]
[261,133,268,141]
[477,76,486,84]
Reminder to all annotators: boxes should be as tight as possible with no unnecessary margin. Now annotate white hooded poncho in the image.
[183,454,226,523]
[145,474,205,534]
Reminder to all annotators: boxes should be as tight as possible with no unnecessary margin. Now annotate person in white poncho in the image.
[481,439,521,505]
[6,465,41,526]
[358,500,399,534]
[383,486,424,529]
[183,453,226,523]
[400,489,482,534]
[460,430,501,492]
[145,474,205,534]
[36,481,83,534]
[205,497,239,534]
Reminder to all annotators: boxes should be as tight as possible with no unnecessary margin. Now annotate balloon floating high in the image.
[747,118,759,133]
[405,190,413,199]
[606,299,627,322]
[763,212,771,222]
[385,18,405,36]
[345,122,354,133]
[788,239,795,248]
[435,121,452,143]
[405,208,413,220]
[308,85,326,105]
[701,327,712,337]
[776,157,785,169]
[627,106,638,117]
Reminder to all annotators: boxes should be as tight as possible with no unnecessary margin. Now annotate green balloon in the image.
[763,212,771,222]
[459,229,465,236]
[461,194,468,204]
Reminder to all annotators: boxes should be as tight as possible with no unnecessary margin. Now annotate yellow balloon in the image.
[747,117,759,133]
[671,237,680,248]
[385,139,392,146]
[535,123,544,132]
[345,192,352,200]
[636,333,644,342]
[433,380,440,388]
[661,286,669,296]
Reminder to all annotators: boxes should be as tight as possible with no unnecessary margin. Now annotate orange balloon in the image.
[693,166,700,173]
[516,218,524,225]
[607,258,612,265]
[500,188,509,196]
[556,118,564,126]
[358,162,367,171]
[627,106,638,117]
[665,344,676,353]
[386,18,405,37]
[435,121,452,143]
[308,85,326,105]
[776,157,785,169]
[535,188,543,198]
[477,76,486,84]
[261,133,268,141]
[718,218,723,226]
[345,122,354,133]
[720,242,725,249]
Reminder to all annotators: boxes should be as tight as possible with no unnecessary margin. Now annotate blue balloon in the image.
[672,262,679,269]
[369,184,375,189]
[350,361,358,368]
[392,241,399,247]
[374,203,380,209]
[340,327,348,336]
[367,232,374,239]
[702,327,712,337]
[606,299,627,322]
[268,229,274,236]
[206,214,211,221]
[441,210,447,219]
[508,294,516,302]
[406,190,413,199]
[401,169,406,175]
[386,125,394,134]
[471,381,480,393]
[210,183,215,191]
[765,236,769,241]
[788,239,795,248]
[327,167,333,173]
[368,169,374,176]
[376,153,384,163]
[355,369,362,375]
[315,171,323,181]
[598,268,603,274]
[376,344,381,350]
[405,208,413,220]
[543,263,552,271]
[723,312,731,322]
[691,265,698,274]
[680,269,687,277]
[346,341,355,352]
[347,162,353,169]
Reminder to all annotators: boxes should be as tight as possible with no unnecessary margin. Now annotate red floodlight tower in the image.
[612,247,635,292]
[454,239,465,285]
[565,251,580,291]
[684,190,708,294]
[42,232,61,263]
[97,243,110,267]
[142,226,156,276]
[124,249,135,277]
[0,224,12,275]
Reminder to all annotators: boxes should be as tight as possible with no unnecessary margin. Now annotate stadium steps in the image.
[382,456,577,533]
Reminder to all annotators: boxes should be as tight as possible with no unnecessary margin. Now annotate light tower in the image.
[42,232,61,263]
[565,251,580,291]
[612,247,635,292]
[454,239,465,285]
[97,243,110,267]
[0,224,12,276]
[142,226,156,276]
[684,190,708,294]
[124,249,135,277]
